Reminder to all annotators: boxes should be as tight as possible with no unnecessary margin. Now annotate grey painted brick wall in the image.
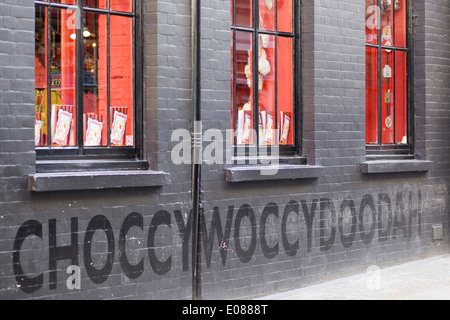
[0,0,448,300]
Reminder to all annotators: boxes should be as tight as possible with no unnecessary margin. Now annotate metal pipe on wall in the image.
[191,0,202,301]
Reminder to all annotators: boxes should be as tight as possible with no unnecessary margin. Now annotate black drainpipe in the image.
[191,0,202,300]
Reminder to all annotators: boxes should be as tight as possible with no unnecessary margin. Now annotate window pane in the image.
[235,0,252,28]
[365,46,378,144]
[232,0,297,150]
[395,51,407,144]
[234,31,253,145]
[277,0,293,33]
[83,13,108,147]
[277,36,294,145]
[110,15,134,147]
[35,5,48,147]
[111,0,133,13]
[259,0,274,31]
[365,0,378,45]
[258,34,275,145]
[394,0,407,48]
[51,0,76,5]
[381,49,394,144]
[84,0,107,10]
[51,8,77,147]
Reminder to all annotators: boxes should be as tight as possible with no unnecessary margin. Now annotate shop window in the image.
[365,0,412,155]
[34,0,140,167]
[231,0,299,158]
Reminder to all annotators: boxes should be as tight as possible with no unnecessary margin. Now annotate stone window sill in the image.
[361,160,433,174]
[226,165,324,183]
[29,170,170,192]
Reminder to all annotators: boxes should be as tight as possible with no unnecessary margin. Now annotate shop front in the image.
[0,0,449,300]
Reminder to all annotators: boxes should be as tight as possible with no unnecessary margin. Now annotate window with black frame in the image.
[34,0,140,165]
[365,0,412,156]
[231,0,298,156]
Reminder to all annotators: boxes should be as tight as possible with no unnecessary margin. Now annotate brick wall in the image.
[0,0,448,300]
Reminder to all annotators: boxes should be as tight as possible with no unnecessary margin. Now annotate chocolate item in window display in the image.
[244,48,270,91]
[383,65,392,78]
[384,41,392,52]
[242,112,252,144]
[382,26,392,41]
[264,112,274,145]
[394,0,400,10]
[85,118,104,147]
[35,120,43,147]
[110,111,127,146]
[381,0,391,11]
[385,116,393,129]
[258,48,271,76]
[385,90,391,104]
[53,108,73,146]
[245,62,252,88]
[366,5,378,30]
[280,113,291,144]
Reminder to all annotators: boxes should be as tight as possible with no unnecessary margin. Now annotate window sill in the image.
[29,170,170,192]
[36,159,150,173]
[361,160,433,174]
[226,165,324,183]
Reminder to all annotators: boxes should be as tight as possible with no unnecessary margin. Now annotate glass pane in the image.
[380,0,394,49]
[277,37,294,145]
[35,5,48,147]
[231,32,235,141]
[365,46,378,144]
[258,34,275,145]
[111,0,133,13]
[51,8,77,147]
[110,15,134,147]
[231,0,234,27]
[234,31,253,145]
[51,0,76,5]
[83,13,108,147]
[259,0,274,31]
[236,0,252,28]
[394,0,407,48]
[395,51,407,144]
[277,0,293,33]
[365,0,378,45]
[84,0,107,10]
[381,49,394,144]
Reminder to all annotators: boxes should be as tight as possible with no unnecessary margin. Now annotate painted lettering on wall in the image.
[13,191,423,293]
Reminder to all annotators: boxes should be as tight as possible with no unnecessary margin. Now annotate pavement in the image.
[258,254,450,300]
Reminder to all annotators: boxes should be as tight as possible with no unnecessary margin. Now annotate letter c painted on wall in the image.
[83,215,115,284]
[119,212,144,280]
[13,220,44,294]
[148,210,172,276]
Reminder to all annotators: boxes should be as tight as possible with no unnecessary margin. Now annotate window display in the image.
[35,1,135,153]
[231,0,296,149]
[365,0,409,147]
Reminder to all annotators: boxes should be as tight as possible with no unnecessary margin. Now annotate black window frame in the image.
[34,0,143,170]
[365,0,414,159]
[230,0,302,162]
